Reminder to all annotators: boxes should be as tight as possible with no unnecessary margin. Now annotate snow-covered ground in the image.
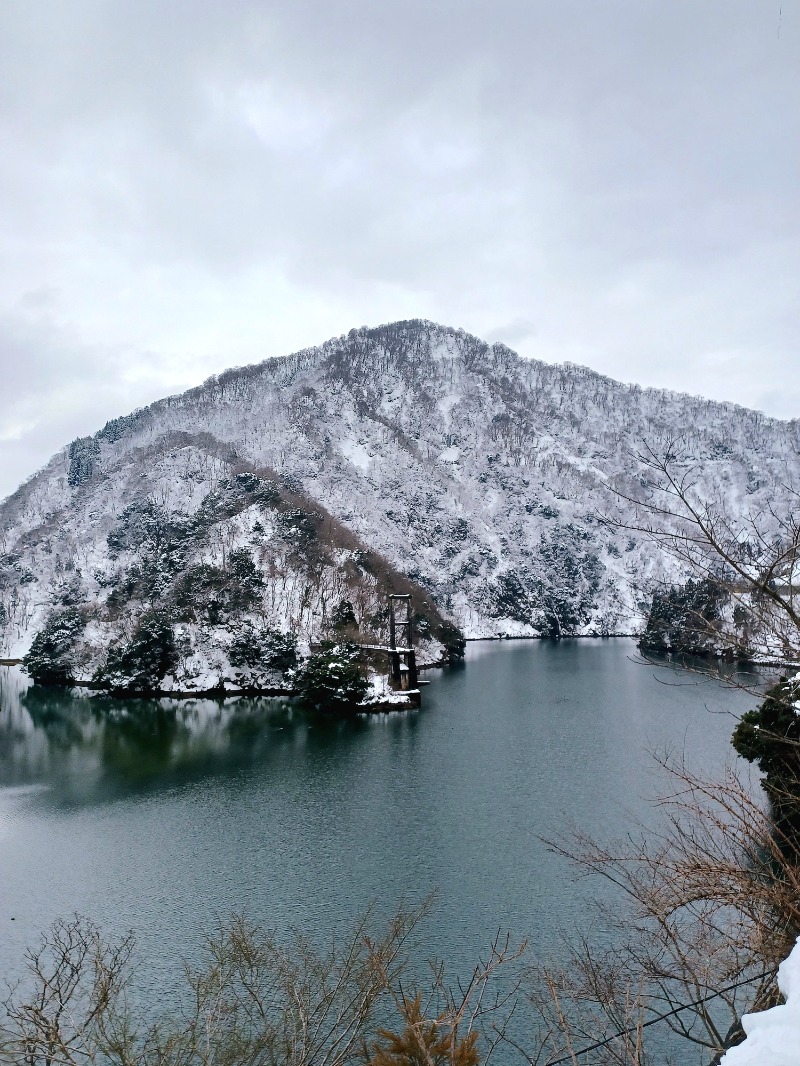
[721,938,800,1065]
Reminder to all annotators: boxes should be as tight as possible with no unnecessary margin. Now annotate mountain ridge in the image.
[1,319,798,691]
[9,317,794,511]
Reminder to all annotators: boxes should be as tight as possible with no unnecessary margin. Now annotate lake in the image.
[0,638,758,1041]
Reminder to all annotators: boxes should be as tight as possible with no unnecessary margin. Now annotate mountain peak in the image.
[2,322,798,692]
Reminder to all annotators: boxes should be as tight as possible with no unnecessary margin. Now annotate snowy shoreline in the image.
[0,660,425,711]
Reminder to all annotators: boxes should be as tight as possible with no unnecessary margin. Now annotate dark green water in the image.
[0,639,757,1017]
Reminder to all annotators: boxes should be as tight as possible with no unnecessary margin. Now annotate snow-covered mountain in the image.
[1,320,798,689]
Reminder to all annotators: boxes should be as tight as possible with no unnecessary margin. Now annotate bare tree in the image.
[1,902,528,1066]
[150,904,427,1066]
[608,438,800,667]
[526,753,800,1065]
[520,440,800,1064]
[0,915,135,1066]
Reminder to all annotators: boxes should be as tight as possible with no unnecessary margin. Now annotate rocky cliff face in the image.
[2,319,798,689]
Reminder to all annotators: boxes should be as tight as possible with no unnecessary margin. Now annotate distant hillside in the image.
[1,319,798,691]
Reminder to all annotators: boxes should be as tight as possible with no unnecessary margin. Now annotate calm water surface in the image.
[0,639,757,1007]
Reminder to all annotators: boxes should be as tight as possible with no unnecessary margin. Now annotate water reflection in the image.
[633,646,767,688]
[0,665,391,805]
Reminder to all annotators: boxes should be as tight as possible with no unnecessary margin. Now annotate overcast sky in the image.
[0,0,798,500]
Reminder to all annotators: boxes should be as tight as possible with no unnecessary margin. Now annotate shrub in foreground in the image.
[0,904,524,1066]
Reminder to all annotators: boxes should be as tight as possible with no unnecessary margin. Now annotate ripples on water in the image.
[0,639,760,1040]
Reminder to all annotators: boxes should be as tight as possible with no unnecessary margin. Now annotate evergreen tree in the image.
[535,525,602,637]
[330,599,357,631]
[293,643,369,715]
[640,578,726,655]
[22,607,84,685]
[229,624,297,672]
[733,677,800,846]
[97,614,177,691]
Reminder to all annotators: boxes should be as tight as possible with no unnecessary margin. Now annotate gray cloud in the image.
[0,302,190,491]
[0,0,798,499]
[485,319,539,347]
